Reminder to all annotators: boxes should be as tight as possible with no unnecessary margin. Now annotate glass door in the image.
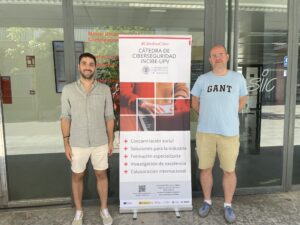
[0,1,71,206]
[235,0,288,191]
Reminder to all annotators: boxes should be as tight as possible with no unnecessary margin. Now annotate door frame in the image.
[0,101,8,207]
[286,0,300,191]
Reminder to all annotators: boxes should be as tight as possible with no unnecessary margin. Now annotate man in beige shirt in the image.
[61,52,115,225]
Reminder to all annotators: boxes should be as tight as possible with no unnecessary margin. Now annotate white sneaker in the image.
[100,208,113,225]
[72,211,83,225]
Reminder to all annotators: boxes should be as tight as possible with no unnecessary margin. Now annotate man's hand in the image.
[191,96,200,113]
[108,142,113,156]
[64,145,72,161]
[140,101,164,114]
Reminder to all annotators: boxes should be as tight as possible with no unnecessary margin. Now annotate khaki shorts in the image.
[196,132,240,172]
[71,144,109,173]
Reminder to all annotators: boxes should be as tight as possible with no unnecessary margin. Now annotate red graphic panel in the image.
[120,82,154,115]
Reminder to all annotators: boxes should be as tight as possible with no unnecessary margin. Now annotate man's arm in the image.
[174,83,189,98]
[61,118,72,161]
[106,119,114,156]
[192,95,200,113]
[239,95,248,111]
[60,86,72,161]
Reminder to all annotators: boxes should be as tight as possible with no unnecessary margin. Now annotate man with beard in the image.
[191,45,248,223]
[60,53,115,225]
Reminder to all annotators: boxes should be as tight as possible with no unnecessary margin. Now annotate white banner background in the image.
[119,35,192,212]
[119,35,191,83]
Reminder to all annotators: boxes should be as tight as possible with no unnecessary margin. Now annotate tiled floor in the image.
[1,191,300,225]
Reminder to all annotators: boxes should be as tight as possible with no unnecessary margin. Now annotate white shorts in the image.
[71,144,109,173]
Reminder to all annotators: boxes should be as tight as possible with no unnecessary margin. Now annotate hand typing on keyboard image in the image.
[155,104,173,115]
[139,101,165,114]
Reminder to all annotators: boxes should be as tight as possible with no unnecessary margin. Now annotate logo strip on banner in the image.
[119,35,192,214]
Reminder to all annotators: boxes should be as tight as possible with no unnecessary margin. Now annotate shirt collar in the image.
[76,79,98,92]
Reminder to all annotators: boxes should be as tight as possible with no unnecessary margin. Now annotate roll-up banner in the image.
[119,35,192,213]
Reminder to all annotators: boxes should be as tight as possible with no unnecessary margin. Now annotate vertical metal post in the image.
[233,0,239,71]
[204,0,226,73]
[0,98,8,207]
[227,0,239,71]
[283,0,299,191]
[62,0,76,84]
[62,0,75,204]
[227,0,233,70]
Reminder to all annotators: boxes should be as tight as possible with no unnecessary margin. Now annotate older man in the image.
[191,45,248,223]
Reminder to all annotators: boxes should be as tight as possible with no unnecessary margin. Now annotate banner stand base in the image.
[132,209,181,220]
[175,208,181,218]
[131,208,182,220]
[120,205,193,220]
[133,210,138,220]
